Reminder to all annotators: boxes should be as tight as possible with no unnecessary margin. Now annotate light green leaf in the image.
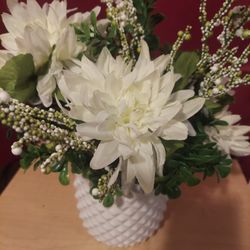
[0,54,37,102]
[174,51,200,91]
[90,11,97,27]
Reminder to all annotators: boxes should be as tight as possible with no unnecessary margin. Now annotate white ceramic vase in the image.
[73,175,167,248]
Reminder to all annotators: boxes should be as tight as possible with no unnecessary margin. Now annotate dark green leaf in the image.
[186,176,201,186]
[150,13,165,28]
[210,119,228,126]
[103,193,114,207]
[59,167,70,185]
[20,156,33,170]
[51,162,64,173]
[165,186,181,199]
[217,165,231,178]
[205,100,222,114]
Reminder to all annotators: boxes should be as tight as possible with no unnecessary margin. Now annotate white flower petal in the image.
[37,73,57,107]
[175,97,205,121]
[233,126,250,136]
[185,121,197,136]
[127,146,155,193]
[169,89,195,103]
[153,54,170,73]
[6,0,18,13]
[133,40,155,81]
[161,121,188,140]
[230,146,250,157]
[159,70,177,99]
[108,157,122,187]
[149,101,182,130]
[152,139,166,176]
[77,122,113,141]
[16,26,51,68]
[0,33,19,52]
[56,27,85,61]
[220,114,241,125]
[96,47,116,76]
[79,55,105,85]
[90,141,120,170]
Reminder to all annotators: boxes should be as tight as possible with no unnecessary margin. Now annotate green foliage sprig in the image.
[133,0,165,51]
[155,129,232,199]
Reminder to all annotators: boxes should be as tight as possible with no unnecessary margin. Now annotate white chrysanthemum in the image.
[205,107,250,157]
[58,41,205,193]
[0,0,105,107]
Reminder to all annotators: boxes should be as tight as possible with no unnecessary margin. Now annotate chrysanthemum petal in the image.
[90,141,120,170]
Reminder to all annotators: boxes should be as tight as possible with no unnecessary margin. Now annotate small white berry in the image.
[11,147,23,156]
[91,188,99,196]
[41,168,46,173]
[236,28,243,37]
[211,64,219,72]
[213,88,219,94]
[55,144,62,152]
[215,78,222,85]
[9,105,15,111]
[15,128,22,133]
[243,58,248,64]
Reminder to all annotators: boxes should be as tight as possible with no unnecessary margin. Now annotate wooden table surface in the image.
[0,161,250,250]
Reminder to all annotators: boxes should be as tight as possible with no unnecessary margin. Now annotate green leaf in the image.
[165,186,181,199]
[51,162,64,173]
[82,23,91,39]
[179,167,200,186]
[205,100,222,114]
[59,167,70,185]
[90,11,97,27]
[20,156,33,170]
[149,13,165,29]
[103,193,114,207]
[174,51,200,91]
[217,165,231,178]
[210,119,228,126]
[0,54,37,102]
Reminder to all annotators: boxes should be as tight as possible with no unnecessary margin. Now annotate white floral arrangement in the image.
[0,0,250,207]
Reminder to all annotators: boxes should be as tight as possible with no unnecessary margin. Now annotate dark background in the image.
[0,0,249,190]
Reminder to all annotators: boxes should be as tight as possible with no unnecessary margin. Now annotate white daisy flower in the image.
[0,0,105,107]
[205,107,250,157]
[58,40,205,193]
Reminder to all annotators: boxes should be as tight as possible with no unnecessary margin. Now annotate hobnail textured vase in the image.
[73,175,167,248]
